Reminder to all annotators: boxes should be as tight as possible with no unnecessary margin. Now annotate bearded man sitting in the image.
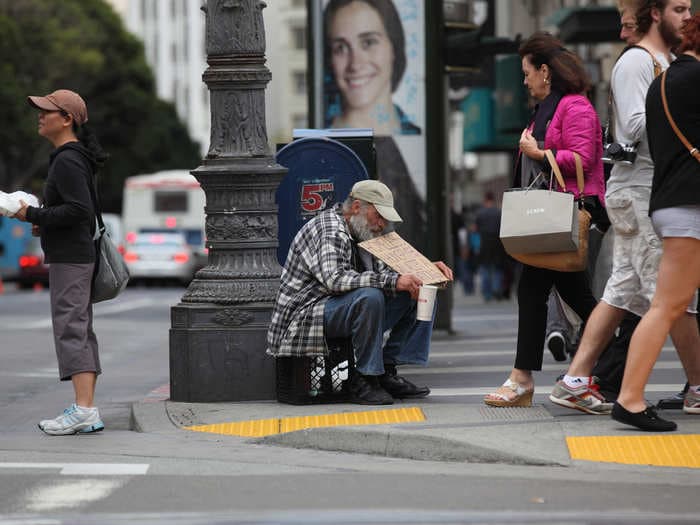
[267,180,452,404]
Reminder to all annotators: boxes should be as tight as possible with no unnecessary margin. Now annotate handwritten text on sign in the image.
[359,232,448,285]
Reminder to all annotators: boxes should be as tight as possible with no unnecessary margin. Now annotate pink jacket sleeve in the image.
[545,95,606,204]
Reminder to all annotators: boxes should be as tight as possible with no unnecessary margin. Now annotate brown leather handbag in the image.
[510,150,591,272]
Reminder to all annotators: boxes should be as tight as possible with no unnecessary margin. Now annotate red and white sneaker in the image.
[683,388,700,414]
[549,377,612,414]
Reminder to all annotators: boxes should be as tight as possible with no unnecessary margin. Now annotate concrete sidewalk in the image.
[131,397,700,468]
[131,292,700,469]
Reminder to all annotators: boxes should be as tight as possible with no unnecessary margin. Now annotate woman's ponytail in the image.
[74,123,109,167]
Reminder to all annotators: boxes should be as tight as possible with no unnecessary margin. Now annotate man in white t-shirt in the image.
[550,0,699,419]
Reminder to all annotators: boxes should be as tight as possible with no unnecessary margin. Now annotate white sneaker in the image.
[38,404,105,435]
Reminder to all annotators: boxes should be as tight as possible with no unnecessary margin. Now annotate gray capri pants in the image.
[49,263,101,381]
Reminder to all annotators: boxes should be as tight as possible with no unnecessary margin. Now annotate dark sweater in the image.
[25,142,96,263]
[646,54,700,213]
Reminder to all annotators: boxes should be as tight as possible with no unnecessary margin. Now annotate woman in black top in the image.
[14,89,109,435]
[613,15,700,432]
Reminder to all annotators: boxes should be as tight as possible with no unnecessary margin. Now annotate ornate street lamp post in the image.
[170,0,286,401]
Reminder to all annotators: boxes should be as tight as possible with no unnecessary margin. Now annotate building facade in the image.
[106,0,309,156]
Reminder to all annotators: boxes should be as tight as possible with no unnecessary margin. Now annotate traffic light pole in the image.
[425,1,452,333]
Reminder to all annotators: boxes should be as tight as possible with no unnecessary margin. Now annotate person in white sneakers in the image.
[549,0,696,420]
[14,89,108,435]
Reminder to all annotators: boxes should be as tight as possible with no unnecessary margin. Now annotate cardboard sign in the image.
[359,231,448,285]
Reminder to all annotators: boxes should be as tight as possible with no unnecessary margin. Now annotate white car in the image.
[123,232,196,285]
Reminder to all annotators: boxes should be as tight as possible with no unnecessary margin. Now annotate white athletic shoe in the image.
[38,404,105,435]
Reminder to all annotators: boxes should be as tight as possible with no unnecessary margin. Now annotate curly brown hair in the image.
[518,32,591,95]
[677,13,700,54]
[633,0,670,36]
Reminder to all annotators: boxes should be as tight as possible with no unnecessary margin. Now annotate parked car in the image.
[16,236,49,289]
[123,232,196,285]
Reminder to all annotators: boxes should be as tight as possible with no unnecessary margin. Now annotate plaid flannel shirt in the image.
[267,204,399,357]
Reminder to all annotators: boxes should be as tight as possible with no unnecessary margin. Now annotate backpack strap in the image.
[605,45,663,143]
[630,44,663,77]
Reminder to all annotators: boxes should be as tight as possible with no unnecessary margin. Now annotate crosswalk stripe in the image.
[431,337,517,345]
[25,479,125,512]
[0,463,149,475]
[428,346,676,358]
[429,384,685,397]
[402,360,684,375]
[0,298,158,330]
[452,314,519,322]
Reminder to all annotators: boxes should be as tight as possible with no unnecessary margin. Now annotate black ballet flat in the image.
[611,402,677,432]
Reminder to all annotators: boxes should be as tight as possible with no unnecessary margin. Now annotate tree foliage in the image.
[0,0,202,212]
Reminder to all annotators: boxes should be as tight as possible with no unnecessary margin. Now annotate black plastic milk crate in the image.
[276,338,355,405]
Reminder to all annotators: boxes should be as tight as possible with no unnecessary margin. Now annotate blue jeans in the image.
[323,288,434,376]
[480,264,502,300]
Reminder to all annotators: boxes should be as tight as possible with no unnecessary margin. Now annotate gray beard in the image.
[348,213,377,242]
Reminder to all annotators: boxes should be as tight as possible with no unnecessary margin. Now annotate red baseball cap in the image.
[28,89,88,126]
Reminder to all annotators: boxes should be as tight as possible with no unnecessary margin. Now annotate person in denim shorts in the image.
[613,13,700,431]
[550,0,698,418]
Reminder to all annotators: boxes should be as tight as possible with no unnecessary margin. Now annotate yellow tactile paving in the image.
[566,434,700,468]
[184,406,425,437]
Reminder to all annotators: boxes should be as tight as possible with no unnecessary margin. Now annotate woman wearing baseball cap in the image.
[14,89,109,435]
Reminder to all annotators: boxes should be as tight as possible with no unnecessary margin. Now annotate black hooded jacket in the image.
[25,142,96,263]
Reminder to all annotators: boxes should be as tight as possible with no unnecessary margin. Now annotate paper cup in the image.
[416,285,438,321]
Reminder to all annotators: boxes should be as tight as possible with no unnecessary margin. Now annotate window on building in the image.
[291,26,306,50]
[292,0,306,7]
[171,0,177,18]
[184,86,190,107]
[293,71,306,95]
[140,0,147,20]
[171,42,177,62]
[183,28,189,60]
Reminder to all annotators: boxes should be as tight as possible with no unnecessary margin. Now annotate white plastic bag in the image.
[0,191,39,216]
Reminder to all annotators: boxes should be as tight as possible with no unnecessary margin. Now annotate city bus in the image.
[122,170,207,268]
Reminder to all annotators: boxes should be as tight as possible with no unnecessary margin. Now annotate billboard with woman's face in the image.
[313,0,427,251]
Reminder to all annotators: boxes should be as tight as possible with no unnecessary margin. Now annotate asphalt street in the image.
[0,283,698,524]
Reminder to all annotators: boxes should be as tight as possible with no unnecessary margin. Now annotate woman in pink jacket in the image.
[485,32,606,407]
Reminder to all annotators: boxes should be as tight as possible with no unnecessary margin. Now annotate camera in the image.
[602,142,638,165]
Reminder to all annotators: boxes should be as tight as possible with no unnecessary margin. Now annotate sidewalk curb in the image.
[130,400,179,434]
[129,400,574,466]
[259,426,567,466]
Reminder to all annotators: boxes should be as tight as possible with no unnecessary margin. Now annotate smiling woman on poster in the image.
[324,0,420,135]
[322,0,427,252]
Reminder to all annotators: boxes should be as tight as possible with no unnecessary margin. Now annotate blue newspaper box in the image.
[275,137,368,265]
